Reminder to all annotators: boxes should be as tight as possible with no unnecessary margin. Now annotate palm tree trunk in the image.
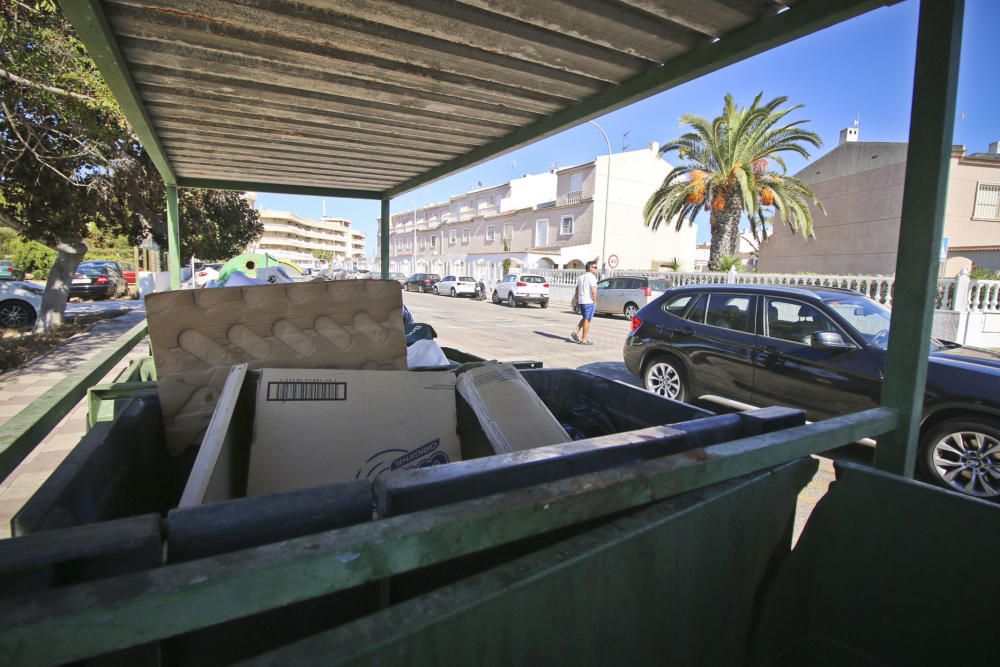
[708,195,742,270]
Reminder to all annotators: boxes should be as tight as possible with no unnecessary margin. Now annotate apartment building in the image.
[251,210,366,270]
[757,128,1000,276]
[384,145,697,280]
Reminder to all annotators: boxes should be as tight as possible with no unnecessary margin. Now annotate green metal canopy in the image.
[61,0,898,200]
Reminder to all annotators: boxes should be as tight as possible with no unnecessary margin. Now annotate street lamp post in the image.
[589,120,612,278]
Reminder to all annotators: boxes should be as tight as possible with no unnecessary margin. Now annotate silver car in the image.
[595,276,672,319]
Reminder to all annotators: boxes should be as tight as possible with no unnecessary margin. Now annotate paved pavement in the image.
[0,301,146,537]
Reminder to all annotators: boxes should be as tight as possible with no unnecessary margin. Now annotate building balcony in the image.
[559,190,583,205]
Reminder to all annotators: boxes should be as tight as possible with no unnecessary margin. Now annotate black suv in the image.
[404,273,441,293]
[623,284,1000,499]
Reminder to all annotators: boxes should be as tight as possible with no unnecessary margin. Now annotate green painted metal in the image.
[380,199,390,279]
[876,0,964,477]
[85,381,158,430]
[176,178,383,200]
[0,408,894,665]
[384,0,898,198]
[166,184,181,291]
[56,0,176,185]
[248,459,819,667]
[0,321,149,481]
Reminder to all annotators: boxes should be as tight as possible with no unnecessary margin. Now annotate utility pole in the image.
[589,120,613,277]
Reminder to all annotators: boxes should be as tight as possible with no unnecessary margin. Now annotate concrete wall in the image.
[757,142,908,274]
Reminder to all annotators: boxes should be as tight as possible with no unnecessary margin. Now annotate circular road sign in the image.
[607,254,620,269]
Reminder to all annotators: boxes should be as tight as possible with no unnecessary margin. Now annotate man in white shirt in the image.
[571,260,599,345]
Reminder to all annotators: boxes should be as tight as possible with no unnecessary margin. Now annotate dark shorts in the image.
[579,303,595,320]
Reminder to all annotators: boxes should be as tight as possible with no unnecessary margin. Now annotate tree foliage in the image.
[645,93,825,270]
[0,1,260,328]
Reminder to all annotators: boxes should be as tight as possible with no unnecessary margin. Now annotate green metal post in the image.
[380,198,390,279]
[875,0,964,477]
[166,184,181,290]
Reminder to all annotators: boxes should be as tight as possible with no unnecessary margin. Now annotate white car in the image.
[434,275,477,297]
[492,273,550,308]
[0,281,42,328]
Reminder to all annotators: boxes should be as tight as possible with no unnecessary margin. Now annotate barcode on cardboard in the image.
[266,381,347,401]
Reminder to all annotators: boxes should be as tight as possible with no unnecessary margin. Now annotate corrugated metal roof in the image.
[66,0,892,198]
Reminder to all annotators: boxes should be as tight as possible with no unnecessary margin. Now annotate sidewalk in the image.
[0,308,148,538]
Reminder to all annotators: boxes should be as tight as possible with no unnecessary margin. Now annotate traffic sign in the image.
[607,254,620,269]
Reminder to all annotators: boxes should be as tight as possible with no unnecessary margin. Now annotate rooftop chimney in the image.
[989,140,1000,154]
[839,126,859,145]
[648,141,660,154]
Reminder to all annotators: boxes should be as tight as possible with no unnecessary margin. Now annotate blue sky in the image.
[254,0,999,248]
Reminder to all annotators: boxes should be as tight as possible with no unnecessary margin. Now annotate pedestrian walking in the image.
[571,261,598,345]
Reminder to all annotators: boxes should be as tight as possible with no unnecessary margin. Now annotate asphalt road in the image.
[402,289,642,386]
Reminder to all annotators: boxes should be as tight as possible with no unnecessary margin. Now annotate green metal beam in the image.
[58,0,177,185]
[384,0,900,198]
[0,408,895,664]
[166,184,181,290]
[876,0,964,477]
[0,321,148,481]
[380,199,390,279]
[176,179,384,200]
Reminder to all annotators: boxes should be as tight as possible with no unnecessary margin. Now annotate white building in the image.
[382,144,697,280]
[252,210,366,270]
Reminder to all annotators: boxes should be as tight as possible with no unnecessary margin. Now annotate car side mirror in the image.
[811,331,854,350]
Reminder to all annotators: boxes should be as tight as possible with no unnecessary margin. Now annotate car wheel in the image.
[507,294,516,308]
[420,285,426,294]
[492,291,501,304]
[540,300,549,309]
[0,299,36,328]
[624,302,639,319]
[451,288,457,298]
[432,286,438,295]
[919,417,1000,499]
[643,355,687,401]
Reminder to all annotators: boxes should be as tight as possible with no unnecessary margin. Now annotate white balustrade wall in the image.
[510,267,1000,348]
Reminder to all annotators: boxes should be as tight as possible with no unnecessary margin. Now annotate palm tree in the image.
[644,93,825,270]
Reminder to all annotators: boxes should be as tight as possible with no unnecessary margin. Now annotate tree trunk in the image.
[34,237,87,333]
[708,194,743,270]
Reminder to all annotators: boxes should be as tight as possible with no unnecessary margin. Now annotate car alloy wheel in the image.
[433,286,438,295]
[644,358,684,400]
[927,428,1000,498]
[492,291,501,304]
[507,294,516,308]
[624,303,638,319]
[450,288,457,297]
[0,300,35,328]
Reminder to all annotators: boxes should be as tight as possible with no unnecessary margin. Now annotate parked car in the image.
[0,260,25,281]
[404,273,441,293]
[70,264,125,300]
[492,273,550,308]
[389,272,407,285]
[0,281,42,328]
[595,276,672,319]
[434,275,477,297]
[623,284,1000,499]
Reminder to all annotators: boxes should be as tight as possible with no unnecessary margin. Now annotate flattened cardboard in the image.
[247,369,460,497]
[146,281,407,455]
[456,362,571,454]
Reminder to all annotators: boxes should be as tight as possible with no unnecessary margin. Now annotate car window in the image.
[626,278,644,290]
[597,279,612,289]
[684,294,708,324]
[460,276,475,282]
[521,275,545,283]
[443,276,453,282]
[649,279,670,292]
[662,294,695,316]
[766,298,837,343]
[428,274,441,280]
[704,294,753,332]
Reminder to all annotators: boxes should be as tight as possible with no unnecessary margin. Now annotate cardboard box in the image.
[248,368,460,497]
[146,280,408,457]
[180,365,461,506]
